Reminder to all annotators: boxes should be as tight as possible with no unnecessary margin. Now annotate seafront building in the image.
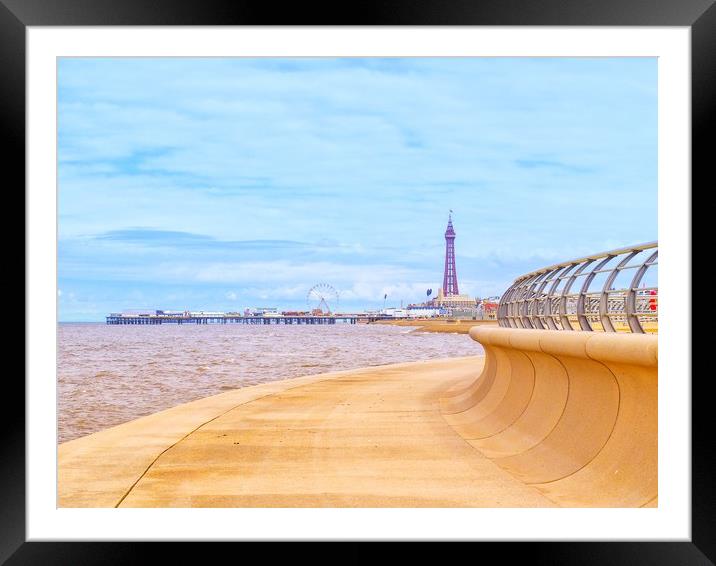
[402,305,445,318]
[481,299,499,320]
[429,287,479,309]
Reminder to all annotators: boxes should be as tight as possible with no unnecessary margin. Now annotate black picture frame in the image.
[5,0,708,562]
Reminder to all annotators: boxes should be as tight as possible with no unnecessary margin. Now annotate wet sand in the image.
[371,319,498,334]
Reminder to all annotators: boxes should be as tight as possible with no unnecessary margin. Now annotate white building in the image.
[189,311,226,317]
[406,306,444,318]
[249,307,280,317]
[380,308,409,318]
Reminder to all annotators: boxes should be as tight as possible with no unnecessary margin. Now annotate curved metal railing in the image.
[498,242,658,333]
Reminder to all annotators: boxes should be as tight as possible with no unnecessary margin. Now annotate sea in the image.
[58,322,483,443]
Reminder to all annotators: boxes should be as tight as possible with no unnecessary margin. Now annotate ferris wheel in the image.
[307,283,339,314]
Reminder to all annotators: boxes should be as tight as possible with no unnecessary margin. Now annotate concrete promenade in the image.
[59,356,555,508]
[59,326,657,508]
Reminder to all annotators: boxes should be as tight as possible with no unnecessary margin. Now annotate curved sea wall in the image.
[441,326,657,507]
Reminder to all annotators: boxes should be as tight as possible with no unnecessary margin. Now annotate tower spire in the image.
[442,211,459,296]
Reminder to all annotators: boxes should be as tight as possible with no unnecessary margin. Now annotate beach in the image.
[371,318,498,334]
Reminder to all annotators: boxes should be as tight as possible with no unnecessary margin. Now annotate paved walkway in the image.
[59,356,556,508]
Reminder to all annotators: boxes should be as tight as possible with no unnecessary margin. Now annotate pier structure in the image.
[106,314,361,325]
[105,313,407,325]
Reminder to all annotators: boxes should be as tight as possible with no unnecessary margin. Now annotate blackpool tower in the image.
[442,211,459,296]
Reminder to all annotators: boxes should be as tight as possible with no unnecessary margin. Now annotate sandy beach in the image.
[370,318,498,334]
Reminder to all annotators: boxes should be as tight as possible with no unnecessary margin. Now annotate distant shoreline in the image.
[370,319,498,334]
[59,319,500,333]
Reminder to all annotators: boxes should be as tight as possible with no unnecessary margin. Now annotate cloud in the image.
[93,228,314,251]
[514,159,592,174]
[96,228,214,244]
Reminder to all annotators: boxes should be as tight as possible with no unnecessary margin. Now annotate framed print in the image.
[6,0,710,562]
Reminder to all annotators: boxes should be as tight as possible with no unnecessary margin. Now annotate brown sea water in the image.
[58,322,483,443]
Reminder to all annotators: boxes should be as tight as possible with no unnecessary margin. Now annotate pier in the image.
[104,314,407,325]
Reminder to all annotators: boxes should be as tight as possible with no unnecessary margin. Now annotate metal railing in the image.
[497,242,658,333]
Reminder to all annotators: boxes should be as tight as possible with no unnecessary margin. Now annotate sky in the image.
[58,57,657,321]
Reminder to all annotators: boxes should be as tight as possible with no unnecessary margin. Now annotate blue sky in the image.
[58,57,657,321]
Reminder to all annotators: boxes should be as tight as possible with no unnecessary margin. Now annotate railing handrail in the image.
[498,241,658,334]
